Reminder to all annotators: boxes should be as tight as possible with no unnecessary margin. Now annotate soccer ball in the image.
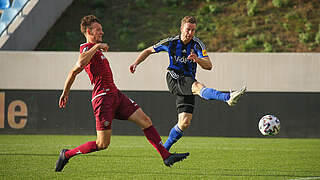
[258,115,280,136]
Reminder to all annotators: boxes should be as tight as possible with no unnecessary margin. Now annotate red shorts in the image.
[91,90,140,130]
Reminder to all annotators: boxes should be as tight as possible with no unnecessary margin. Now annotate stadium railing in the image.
[12,0,29,10]
[0,0,11,10]
[0,0,29,37]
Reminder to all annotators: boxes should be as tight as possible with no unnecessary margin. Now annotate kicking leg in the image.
[192,81,230,101]
[192,82,246,106]
[226,86,247,106]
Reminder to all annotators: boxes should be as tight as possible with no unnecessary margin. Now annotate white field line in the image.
[288,177,320,180]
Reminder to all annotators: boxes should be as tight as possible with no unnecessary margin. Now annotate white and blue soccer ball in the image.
[258,115,280,136]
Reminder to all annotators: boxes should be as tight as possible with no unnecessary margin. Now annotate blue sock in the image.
[199,87,230,101]
[164,124,183,151]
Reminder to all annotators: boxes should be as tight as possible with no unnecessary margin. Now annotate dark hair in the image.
[80,15,101,34]
[181,16,197,26]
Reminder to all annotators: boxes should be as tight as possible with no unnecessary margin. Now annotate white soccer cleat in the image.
[226,86,247,107]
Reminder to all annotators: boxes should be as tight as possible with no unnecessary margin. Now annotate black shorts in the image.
[166,71,196,114]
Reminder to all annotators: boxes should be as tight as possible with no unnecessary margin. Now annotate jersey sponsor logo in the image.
[174,55,192,64]
[202,49,208,56]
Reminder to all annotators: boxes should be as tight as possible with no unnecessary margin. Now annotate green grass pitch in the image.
[0,135,319,180]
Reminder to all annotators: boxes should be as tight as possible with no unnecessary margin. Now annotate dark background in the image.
[1,90,319,138]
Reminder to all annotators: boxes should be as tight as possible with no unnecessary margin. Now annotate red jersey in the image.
[80,43,118,100]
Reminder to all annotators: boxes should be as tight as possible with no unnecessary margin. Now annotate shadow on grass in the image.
[0,153,58,157]
[0,153,156,158]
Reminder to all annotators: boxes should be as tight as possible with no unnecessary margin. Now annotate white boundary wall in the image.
[0,51,320,92]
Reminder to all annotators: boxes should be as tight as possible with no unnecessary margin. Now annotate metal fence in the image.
[0,0,29,36]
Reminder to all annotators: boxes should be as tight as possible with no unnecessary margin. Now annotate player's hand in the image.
[129,63,137,73]
[99,43,109,52]
[59,94,69,108]
[187,52,199,63]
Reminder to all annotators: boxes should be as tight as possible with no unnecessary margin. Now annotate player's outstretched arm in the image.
[59,65,83,108]
[129,46,155,73]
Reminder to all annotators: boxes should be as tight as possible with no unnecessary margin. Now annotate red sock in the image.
[143,125,171,160]
[65,141,98,159]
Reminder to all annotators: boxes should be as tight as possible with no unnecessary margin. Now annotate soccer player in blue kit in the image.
[129,16,246,151]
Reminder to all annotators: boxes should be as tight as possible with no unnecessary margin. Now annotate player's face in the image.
[180,22,196,43]
[88,22,104,43]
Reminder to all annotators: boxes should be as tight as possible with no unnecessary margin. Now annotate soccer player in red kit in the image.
[55,15,189,172]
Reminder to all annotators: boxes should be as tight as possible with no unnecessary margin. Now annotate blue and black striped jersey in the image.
[153,35,208,78]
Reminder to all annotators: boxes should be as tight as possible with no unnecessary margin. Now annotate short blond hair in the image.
[181,16,197,26]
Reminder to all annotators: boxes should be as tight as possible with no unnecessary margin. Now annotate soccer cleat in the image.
[163,152,189,167]
[55,149,69,172]
[226,86,247,107]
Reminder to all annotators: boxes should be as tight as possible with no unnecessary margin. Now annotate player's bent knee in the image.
[178,119,191,130]
[142,115,152,127]
[180,121,191,130]
[192,82,205,95]
[178,112,193,130]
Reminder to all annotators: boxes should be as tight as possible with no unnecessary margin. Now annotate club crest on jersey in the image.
[104,121,110,127]
[101,55,107,60]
